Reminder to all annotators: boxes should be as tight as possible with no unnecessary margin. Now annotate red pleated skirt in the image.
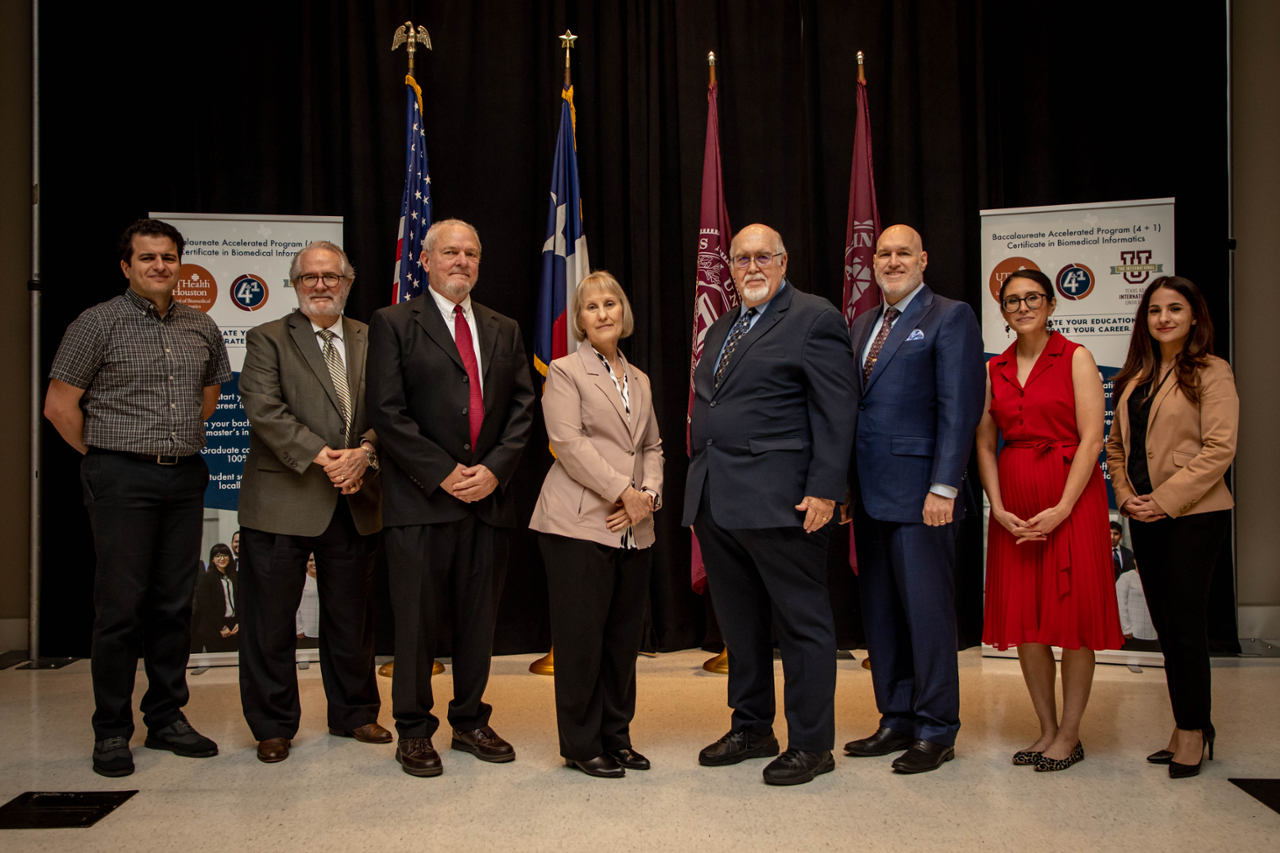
[983,445,1125,651]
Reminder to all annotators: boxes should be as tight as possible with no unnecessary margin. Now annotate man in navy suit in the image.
[845,224,985,773]
[684,224,857,786]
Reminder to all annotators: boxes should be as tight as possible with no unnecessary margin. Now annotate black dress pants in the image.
[385,514,507,739]
[81,450,208,740]
[539,534,652,761]
[1129,509,1229,730]
[237,500,379,740]
[693,482,836,752]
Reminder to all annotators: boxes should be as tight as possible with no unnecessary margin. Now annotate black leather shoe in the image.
[93,737,134,777]
[845,726,913,757]
[451,725,516,762]
[1146,749,1175,764]
[891,739,955,774]
[762,749,835,786]
[396,737,443,777]
[566,754,626,778]
[698,730,780,766]
[608,747,650,770]
[144,718,218,758]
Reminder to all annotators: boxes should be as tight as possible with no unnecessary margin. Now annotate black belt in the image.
[88,447,197,466]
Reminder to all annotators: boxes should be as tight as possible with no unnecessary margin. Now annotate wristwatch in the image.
[361,441,379,472]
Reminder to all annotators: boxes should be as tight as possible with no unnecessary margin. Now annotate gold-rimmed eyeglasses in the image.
[1000,292,1047,313]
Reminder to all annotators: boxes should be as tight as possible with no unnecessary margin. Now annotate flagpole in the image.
[531,29,583,679]
[857,49,865,85]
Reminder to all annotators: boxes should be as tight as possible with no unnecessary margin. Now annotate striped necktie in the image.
[714,308,757,389]
[318,328,352,446]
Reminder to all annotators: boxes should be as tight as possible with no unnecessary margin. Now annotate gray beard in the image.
[876,267,924,298]
[297,291,348,318]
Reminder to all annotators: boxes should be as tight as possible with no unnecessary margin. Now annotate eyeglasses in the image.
[297,273,347,288]
[1001,292,1047,313]
[732,252,783,269]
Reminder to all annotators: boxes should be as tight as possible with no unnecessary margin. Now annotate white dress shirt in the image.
[861,282,955,499]
[428,286,483,391]
[713,281,787,368]
[310,317,347,368]
[1116,569,1157,640]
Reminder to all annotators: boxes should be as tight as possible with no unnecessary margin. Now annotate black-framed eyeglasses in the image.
[1001,292,1047,313]
[732,252,783,269]
[297,273,347,288]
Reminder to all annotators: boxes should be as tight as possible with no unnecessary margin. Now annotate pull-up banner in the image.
[152,212,344,666]
[979,198,1175,666]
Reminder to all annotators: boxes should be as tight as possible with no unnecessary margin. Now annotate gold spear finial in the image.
[560,30,578,86]
[856,50,866,84]
[708,51,717,86]
[393,21,433,77]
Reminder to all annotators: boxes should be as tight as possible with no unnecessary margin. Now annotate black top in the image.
[1126,372,1171,495]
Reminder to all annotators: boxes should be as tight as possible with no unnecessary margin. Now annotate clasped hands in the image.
[314,445,369,495]
[606,486,654,533]
[1121,494,1167,523]
[992,503,1070,544]
[441,462,499,503]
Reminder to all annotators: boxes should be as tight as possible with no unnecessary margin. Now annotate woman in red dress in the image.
[976,269,1123,772]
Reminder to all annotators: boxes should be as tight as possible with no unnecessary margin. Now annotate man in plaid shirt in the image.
[45,218,231,777]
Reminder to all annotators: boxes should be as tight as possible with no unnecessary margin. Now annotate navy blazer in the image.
[683,283,857,530]
[366,293,536,528]
[850,284,985,524]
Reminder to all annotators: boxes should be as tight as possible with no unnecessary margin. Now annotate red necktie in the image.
[454,304,484,452]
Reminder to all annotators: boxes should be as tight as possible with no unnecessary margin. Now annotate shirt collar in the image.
[309,315,344,340]
[428,285,473,321]
[882,281,925,317]
[123,286,174,319]
[741,279,787,318]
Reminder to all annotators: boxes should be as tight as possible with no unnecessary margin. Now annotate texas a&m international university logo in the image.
[1110,250,1163,285]
[988,257,1042,302]
[230,274,270,312]
[1055,263,1096,301]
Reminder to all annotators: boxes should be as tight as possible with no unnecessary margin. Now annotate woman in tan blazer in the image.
[529,271,663,778]
[1106,275,1237,779]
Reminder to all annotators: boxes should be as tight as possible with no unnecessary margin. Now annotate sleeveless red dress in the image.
[983,332,1123,651]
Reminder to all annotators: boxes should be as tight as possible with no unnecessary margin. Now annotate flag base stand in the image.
[529,648,555,675]
[377,660,445,678]
[702,649,728,674]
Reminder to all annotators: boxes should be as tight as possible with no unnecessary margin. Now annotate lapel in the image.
[342,316,366,419]
[412,294,466,374]
[991,341,1019,392]
[698,310,736,397]
[624,357,645,442]
[1023,331,1067,389]
[1147,366,1180,426]
[851,302,881,369]
[474,301,501,385]
[712,281,793,397]
[864,284,934,395]
[576,339,630,430]
[288,311,343,416]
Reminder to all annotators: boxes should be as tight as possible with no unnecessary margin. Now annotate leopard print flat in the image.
[1034,741,1084,772]
[1012,749,1042,766]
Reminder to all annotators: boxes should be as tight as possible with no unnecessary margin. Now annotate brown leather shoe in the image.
[257,738,291,763]
[451,725,516,763]
[396,737,442,777]
[329,722,393,744]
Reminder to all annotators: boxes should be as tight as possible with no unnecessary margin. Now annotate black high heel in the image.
[1146,749,1174,764]
[1168,724,1215,779]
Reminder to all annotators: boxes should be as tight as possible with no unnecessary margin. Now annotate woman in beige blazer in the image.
[529,271,663,778]
[1106,275,1237,779]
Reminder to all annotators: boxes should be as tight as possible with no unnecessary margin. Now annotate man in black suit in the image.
[367,219,536,778]
[1110,521,1135,581]
[683,223,857,786]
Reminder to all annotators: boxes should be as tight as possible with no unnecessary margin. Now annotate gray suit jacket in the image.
[237,310,381,537]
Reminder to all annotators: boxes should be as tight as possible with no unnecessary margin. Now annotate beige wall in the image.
[1233,0,1280,639]
[0,2,32,647]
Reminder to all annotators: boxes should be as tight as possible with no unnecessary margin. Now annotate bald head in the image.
[873,224,928,305]
[729,224,789,308]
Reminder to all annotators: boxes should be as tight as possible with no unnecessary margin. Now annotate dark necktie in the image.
[454,304,484,451]
[714,308,757,389]
[1113,548,1123,577]
[862,306,901,386]
[318,329,352,446]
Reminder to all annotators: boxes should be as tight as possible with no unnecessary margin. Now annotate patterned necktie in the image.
[454,304,485,451]
[714,308,758,389]
[318,329,352,446]
[862,306,901,386]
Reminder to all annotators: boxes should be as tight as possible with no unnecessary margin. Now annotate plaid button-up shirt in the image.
[50,288,232,456]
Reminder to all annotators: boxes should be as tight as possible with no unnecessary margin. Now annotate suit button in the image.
[628,451,635,456]
[462,407,468,415]
[710,401,716,408]
[707,439,714,446]
[464,443,471,451]
[462,375,468,383]
[859,404,866,411]
[1147,451,1154,459]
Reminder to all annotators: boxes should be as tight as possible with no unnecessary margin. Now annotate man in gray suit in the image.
[236,241,389,764]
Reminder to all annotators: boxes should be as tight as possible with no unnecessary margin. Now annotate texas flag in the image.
[535,84,590,380]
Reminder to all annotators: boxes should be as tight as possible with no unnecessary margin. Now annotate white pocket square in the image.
[906,329,924,342]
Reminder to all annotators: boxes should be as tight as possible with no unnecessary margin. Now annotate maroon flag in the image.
[689,76,737,594]
[843,58,881,572]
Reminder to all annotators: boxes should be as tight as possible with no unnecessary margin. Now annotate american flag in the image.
[392,76,433,304]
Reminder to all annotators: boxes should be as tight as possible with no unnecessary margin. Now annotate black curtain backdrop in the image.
[37,1,1234,658]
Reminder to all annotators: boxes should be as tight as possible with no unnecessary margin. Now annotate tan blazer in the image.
[1105,355,1237,519]
[530,339,664,548]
